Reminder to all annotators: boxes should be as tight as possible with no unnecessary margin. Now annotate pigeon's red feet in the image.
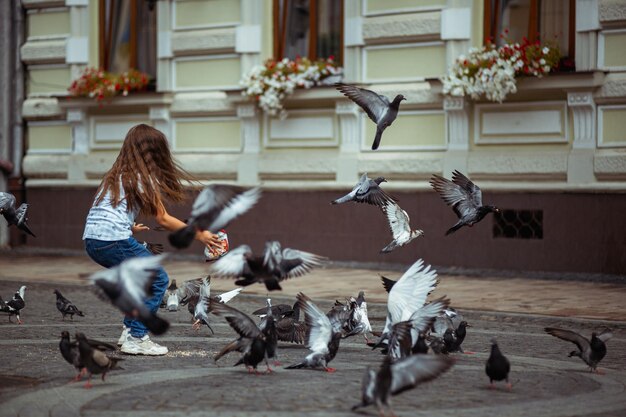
[463,351,475,355]
[594,368,606,375]
[506,383,512,391]
[266,366,274,374]
[324,367,336,373]
[84,381,93,389]
[273,361,281,366]
[247,367,253,374]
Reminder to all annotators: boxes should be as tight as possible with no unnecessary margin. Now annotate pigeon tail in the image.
[144,314,170,335]
[331,194,353,205]
[380,240,398,253]
[168,225,196,249]
[264,278,282,292]
[371,127,384,150]
[445,221,464,236]
[284,362,306,369]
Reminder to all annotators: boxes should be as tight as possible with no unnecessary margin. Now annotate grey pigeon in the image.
[285,292,350,372]
[87,255,170,335]
[54,289,85,320]
[169,185,260,249]
[430,170,499,235]
[0,285,26,324]
[380,201,424,253]
[259,299,279,367]
[0,192,35,237]
[59,331,116,382]
[209,240,326,291]
[76,332,123,389]
[486,338,511,390]
[188,276,242,333]
[545,327,612,373]
[211,300,272,374]
[352,354,454,416]
[335,83,406,150]
[342,291,374,343]
[442,320,471,354]
[331,172,397,207]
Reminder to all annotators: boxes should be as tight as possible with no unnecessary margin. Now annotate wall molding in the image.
[598,104,626,148]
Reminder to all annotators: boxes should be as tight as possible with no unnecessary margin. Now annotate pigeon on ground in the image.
[351,354,454,416]
[209,240,326,291]
[0,192,36,237]
[486,338,511,390]
[54,289,85,320]
[544,327,612,373]
[442,321,471,354]
[432,307,464,337]
[252,302,294,318]
[430,170,500,235]
[161,277,208,311]
[259,299,279,367]
[75,332,123,388]
[412,332,429,355]
[187,276,242,333]
[0,285,27,324]
[335,83,406,150]
[342,291,374,343]
[169,185,261,249]
[275,306,308,344]
[385,320,414,361]
[331,173,397,206]
[87,254,170,335]
[380,201,424,253]
[285,293,350,372]
[59,331,116,382]
[211,300,271,374]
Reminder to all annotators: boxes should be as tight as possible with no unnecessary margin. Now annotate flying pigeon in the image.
[285,292,350,372]
[161,277,207,311]
[380,201,424,253]
[331,173,397,207]
[59,331,116,382]
[351,354,454,416]
[87,255,170,335]
[169,185,261,249]
[0,285,27,324]
[545,327,612,373]
[335,83,406,150]
[209,241,326,291]
[430,170,499,235]
[141,241,163,255]
[54,289,85,320]
[187,276,242,333]
[211,300,271,374]
[275,306,308,345]
[385,320,414,361]
[0,192,36,237]
[412,332,429,355]
[342,291,374,343]
[486,338,511,390]
[76,332,123,389]
[252,302,294,318]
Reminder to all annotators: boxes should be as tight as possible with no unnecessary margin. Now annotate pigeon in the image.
[258,299,279,366]
[430,170,500,235]
[0,192,36,237]
[252,302,294,318]
[87,254,170,335]
[168,185,261,249]
[380,201,424,253]
[0,285,26,324]
[544,327,612,373]
[442,321,471,354]
[187,276,242,333]
[209,240,326,291]
[486,338,511,390]
[412,332,429,355]
[432,307,464,336]
[59,331,116,382]
[75,332,123,388]
[54,289,85,320]
[335,83,406,150]
[141,241,163,255]
[385,320,414,361]
[342,291,374,343]
[162,277,208,311]
[275,306,308,344]
[331,173,397,206]
[285,292,350,372]
[351,354,454,416]
[211,300,271,374]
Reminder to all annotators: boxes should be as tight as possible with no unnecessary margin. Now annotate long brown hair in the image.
[95,124,194,215]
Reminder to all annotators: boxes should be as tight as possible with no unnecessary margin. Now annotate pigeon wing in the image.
[598,329,613,343]
[451,170,483,208]
[278,248,326,280]
[276,318,307,344]
[118,254,167,305]
[355,182,396,207]
[360,368,378,406]
[409,297,450,334]
[176,277,204,303]
[545,327,590,353]
[209,245,253,278]
[380,276,397,293]
[0,192,16,211]
[216,287,243,304]
[297,293,332,354]
[430,174,479,219]
[387,259,439,325]
[383,202,411,240]
[189,185,260,231]
[335,83,389,124]
[210,300,261,338]
[390,355,455,395]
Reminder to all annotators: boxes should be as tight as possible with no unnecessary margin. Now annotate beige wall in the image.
[365,0,446,14]
[28,124,72,151]
[365,112,446,149]
[175,119,242,150]
[175,57,241,89]
[27,66,71,95]
[27,9,70,38]
[174,0,240,28]
[365,43,446,81]
[603,31,626,68]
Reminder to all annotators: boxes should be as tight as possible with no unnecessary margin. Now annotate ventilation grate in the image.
[493,209,543,239]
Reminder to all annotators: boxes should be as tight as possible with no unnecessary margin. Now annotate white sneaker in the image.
[120,335,168,356]
[117,326,130,346]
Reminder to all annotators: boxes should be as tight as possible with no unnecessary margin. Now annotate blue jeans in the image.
[84,237,169,338]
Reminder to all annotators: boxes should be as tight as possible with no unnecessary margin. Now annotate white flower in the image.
[542,47,549,54]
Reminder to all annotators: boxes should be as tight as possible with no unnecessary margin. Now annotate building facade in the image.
[2,0,625,274]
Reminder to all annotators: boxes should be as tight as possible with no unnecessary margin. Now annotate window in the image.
[484,0,575,70]
[273,0,343,63]
[99,0,157,80]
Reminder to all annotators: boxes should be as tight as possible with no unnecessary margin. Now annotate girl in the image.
[83,124,221,355]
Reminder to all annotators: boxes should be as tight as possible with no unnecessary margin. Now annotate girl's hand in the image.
[132,223,150,234]
[196,230,222,250]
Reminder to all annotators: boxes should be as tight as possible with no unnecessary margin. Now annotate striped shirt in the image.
[82,184,138,241]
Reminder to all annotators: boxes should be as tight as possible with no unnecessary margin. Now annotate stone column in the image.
[237,104,260,184]
[157,0,173,92]
[568,91,596,183]
[575,0,600,71]
[66,0,89,79]
[68,108,89,155]
[336,101,360,182]
[342,0,364,82]
[150,106,171,143]
[237,0,262,72]
[443,96,469,176]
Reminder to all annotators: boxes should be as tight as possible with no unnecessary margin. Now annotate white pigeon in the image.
[380,201,424,253]
[0,285,27,324]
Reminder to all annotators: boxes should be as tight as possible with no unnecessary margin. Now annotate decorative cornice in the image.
[172,28,236,56]
[362,12,440,44]
[599,0,626,23]
[20,39,66,65]
[568,91,597,149]
[22,98,64,120]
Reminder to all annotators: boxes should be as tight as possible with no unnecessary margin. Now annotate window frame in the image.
[272,0,344,64]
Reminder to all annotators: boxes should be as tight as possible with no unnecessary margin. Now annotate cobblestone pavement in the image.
[0,273,625,417]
